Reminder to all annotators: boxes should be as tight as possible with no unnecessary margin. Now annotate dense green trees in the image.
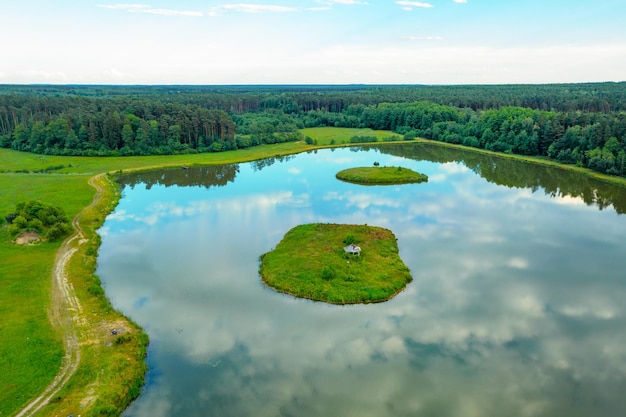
[5,200,71,241]
[318,100,626,177]
[1,83,625,177]
[0,96,239,155]
[233,110,304,145]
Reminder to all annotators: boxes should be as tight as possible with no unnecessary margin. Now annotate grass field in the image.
[0,141,308,175]
[260,223,412,304]
[300,127,402,145]
[0,236,63,415]
[0,174,93,416]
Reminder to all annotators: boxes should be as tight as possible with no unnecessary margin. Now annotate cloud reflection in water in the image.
[98,147,626,417]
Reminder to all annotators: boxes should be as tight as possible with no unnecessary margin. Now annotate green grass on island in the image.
[260,223,412,304]
[336,166,428,185]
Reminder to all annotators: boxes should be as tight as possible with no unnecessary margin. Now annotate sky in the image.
[1,0,625,85]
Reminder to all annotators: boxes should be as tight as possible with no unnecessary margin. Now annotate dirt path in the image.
[15,174,105,417]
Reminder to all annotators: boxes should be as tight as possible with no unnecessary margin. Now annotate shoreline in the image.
[6,137,626,415]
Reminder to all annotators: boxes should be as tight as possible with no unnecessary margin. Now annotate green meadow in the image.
[300,127,402,145]
[0,142,308,175]
[0,174,92,414]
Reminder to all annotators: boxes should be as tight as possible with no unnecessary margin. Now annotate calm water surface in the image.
[97,144,626,417]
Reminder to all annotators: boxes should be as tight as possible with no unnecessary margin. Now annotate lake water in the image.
[97,144,626,417]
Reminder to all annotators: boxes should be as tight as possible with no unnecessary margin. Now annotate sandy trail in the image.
[14,174,105,417]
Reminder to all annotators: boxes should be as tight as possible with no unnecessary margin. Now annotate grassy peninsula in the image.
[260,223,412,304]
[0,142,308,417]
[336,166,428,185]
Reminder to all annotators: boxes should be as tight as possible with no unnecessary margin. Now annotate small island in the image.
[260,223,412,304]
[336,165,428,185]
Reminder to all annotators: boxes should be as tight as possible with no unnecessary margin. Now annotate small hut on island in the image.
[344,243,361,256]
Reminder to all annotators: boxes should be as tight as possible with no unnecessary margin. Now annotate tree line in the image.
[377,143,626,214]
[2,83,625,113]
[0,96,239,155]
[328,101,626,176]
[0,84,625,176]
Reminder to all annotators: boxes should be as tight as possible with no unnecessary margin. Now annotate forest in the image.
[1,83,625,177]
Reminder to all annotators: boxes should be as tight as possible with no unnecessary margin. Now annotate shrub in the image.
[5,200,72,242]
[7,224,20,236]
[46,223,71,241]
[88,284,105,297]
[4,212,17,224]
[115,335,133,345]
[403,130,418,140]
[321,265,336,281]
[343,234,357,245]
[349,135,377,143]
[27,218,44,232]
[12,215,28,229]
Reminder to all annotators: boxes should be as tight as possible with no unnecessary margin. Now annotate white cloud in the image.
[454,0,468,3]
[103,68,137,82]
[559,305,616,320]
[404,35,443,41]
[98,4,203,17]
[277,42,626,84]
[22,70,71,82]
[317,0,367,5]
[553,195,586,207]
[98,3,147,9]
[209,4,296,16]
[323,191,402,210]
[440,162,469,174]
[5,26,625,84]
[507,257,529,269]
[141,8,203,17]
[396,1,434,11]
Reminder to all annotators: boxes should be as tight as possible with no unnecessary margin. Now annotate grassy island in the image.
[336,166,428,185]
[260,223,412,304]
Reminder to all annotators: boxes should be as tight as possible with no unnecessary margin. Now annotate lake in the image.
[97,144,626,417]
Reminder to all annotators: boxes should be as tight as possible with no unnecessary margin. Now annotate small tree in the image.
[321,265,336,281]
[27,218,44,232]
[12,215,27,229]
[343,234,357,245]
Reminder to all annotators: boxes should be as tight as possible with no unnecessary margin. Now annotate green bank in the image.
[0,141,310,417]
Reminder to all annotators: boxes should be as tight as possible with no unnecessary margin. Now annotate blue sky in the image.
[1,0,625,84]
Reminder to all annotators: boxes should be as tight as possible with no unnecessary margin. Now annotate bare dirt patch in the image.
[15,231,41,245]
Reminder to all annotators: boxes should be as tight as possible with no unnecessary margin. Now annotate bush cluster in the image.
[5,200,72,241]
